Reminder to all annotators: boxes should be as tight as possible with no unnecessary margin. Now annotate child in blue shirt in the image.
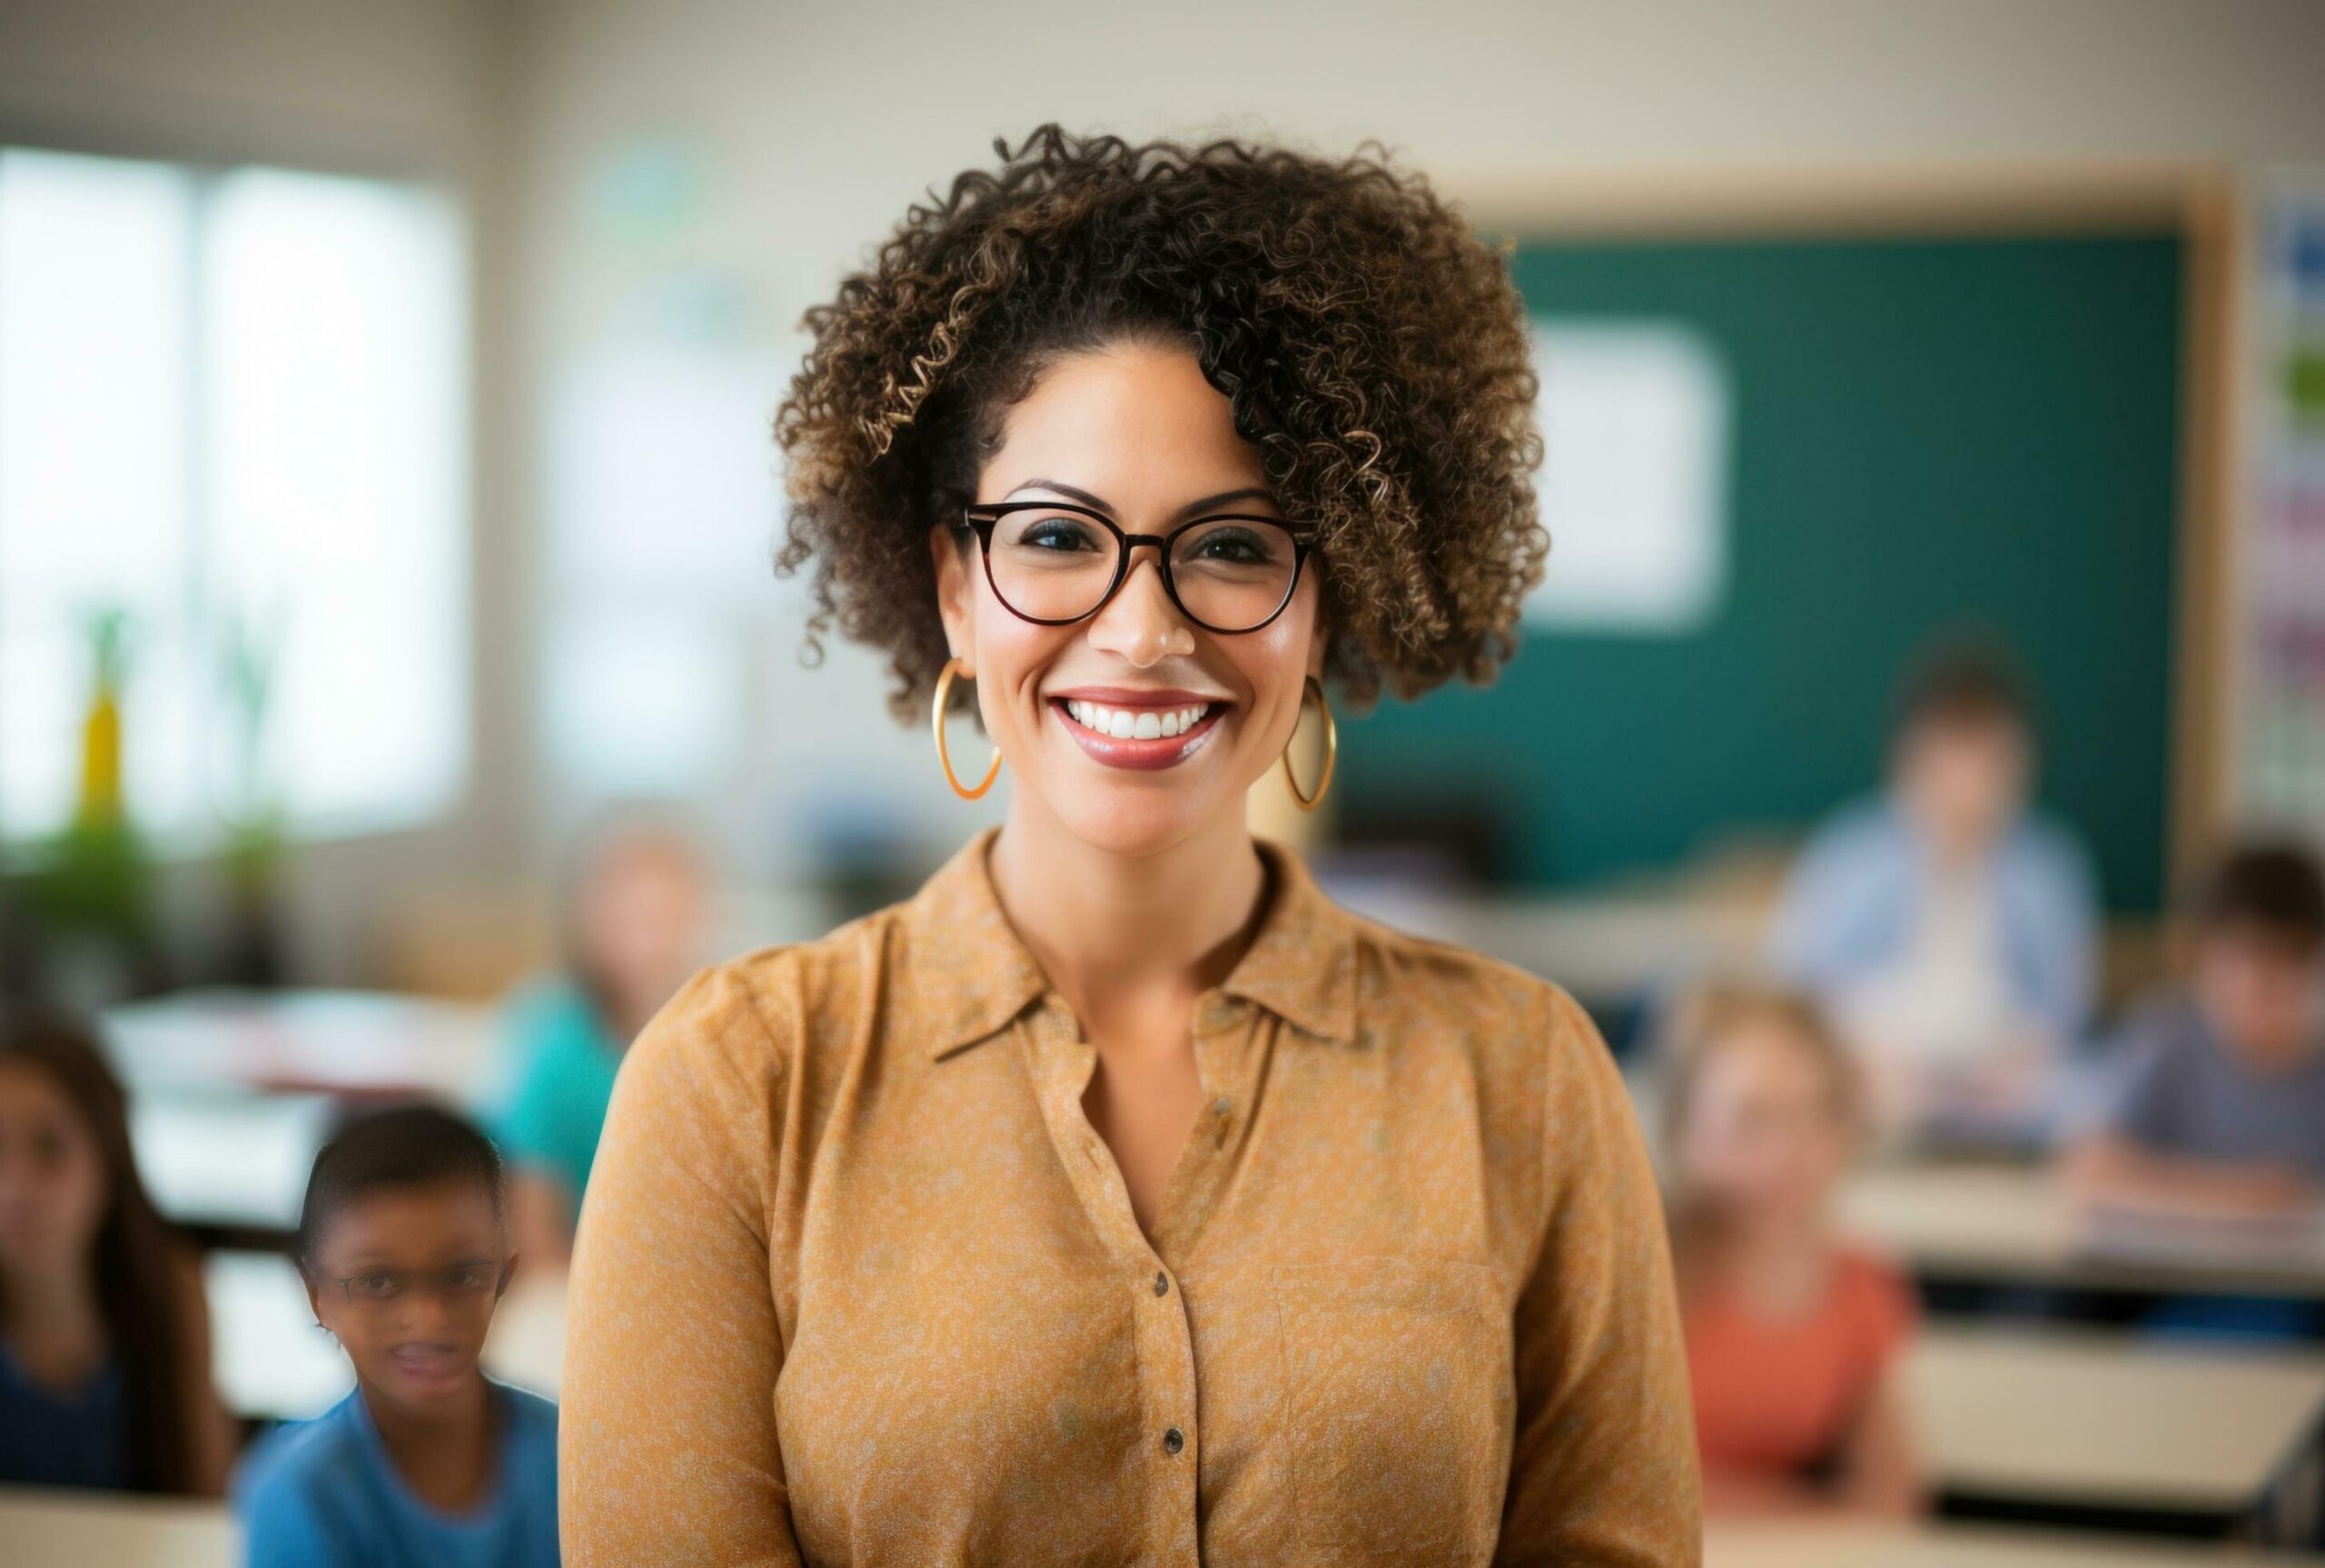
[235,1105,559,1567]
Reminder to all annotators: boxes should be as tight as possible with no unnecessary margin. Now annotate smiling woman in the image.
[560,123,1701,1567]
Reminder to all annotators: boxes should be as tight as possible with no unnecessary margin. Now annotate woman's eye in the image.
[357,1274,400,1297]
[1192,528,1272,563]
[1020,518,1100,552]
[448,1267,489,1290]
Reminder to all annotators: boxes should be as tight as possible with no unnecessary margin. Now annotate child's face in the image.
[0,1060,107,1282]
[2194,925,2325,1066]
[1895,715,2029,856]
[1675,1023,1850,1227]
[304,1177,513,1417]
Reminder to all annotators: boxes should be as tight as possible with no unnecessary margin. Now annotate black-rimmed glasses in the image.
[959,501,1316,635]
[328,1263,502,1309]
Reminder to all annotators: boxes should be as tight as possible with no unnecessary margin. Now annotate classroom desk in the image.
[1841,1161,2325,1301]
[0,1486,236,1568]
[104,988,497,1103]
[1707,1518,2310,1567]
[1910,1326,2325,1518]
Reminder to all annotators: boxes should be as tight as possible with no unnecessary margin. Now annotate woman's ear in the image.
[929,525,975,665]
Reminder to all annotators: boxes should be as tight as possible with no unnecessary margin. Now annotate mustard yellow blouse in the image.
[560,826,1700,1565]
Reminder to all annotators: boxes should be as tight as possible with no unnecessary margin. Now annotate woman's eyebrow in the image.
[1001,478,1281,522]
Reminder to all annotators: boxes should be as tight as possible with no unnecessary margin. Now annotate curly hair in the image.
[773,123,1547,722]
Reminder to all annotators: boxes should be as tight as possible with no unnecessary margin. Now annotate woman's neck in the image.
[988,796,1268,1025]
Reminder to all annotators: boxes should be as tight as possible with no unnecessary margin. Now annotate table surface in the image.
[104,988,497,1101]
[1841,1160,2325,1299]
[1707,1518,2314,1567]
[5,1493,2310,1568]
[104,989,500,1233]
[1910,1325,2325,1513]
[0,1487,237,1568]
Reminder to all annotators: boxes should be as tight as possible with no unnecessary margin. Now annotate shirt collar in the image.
[907,825,1360,1060]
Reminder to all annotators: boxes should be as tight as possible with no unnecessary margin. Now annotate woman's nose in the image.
[1085,547,1194,666]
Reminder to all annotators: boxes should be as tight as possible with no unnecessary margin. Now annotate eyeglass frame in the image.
[325,1259,510,1307]
[957,500,1319,636]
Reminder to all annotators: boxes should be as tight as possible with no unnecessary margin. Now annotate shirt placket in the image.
[1018,992,1261,1568]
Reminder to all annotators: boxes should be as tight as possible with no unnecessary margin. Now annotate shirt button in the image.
[1153,1270,1170,1297]
[1162,1426,1185,1455]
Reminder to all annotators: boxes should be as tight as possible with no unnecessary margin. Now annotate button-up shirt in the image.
[561,826,1699,1565]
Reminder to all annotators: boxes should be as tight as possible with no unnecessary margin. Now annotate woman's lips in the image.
[1049,697,1227,771]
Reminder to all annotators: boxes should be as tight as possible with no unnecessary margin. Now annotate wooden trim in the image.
[2169,178,2246,905]
[1439,162,2229,242]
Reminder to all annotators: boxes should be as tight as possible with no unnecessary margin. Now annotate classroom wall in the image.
[5,0,2324,977]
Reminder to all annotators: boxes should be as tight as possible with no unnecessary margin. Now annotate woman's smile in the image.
[1046,685,1232,771]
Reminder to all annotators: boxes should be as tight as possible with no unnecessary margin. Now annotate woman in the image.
[563,125,1699,1566]
[0,1009,234,1495]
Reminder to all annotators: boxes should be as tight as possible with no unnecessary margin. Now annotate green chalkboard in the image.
[1339,232,2183,913]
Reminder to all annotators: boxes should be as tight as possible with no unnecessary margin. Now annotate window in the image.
[0,147,468,848]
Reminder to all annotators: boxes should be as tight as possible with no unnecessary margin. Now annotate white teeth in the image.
[1060,699,1212,739]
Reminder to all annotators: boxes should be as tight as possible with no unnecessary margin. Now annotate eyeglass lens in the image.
[984,509,1300,632]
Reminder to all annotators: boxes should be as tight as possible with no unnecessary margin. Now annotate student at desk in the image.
[2064,842,2325,1222]
[1768,643,2098,1140]
[236,1106,559,1568]
[490,818,707,1268]
[1661,983,1925,1519]
[0,1010,233,1496]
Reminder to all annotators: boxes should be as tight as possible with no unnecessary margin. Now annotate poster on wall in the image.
[2242,178,2325,838]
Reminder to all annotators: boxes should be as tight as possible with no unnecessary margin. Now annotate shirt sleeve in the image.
[1497,984,1702,1567]
[559,961,805,1567]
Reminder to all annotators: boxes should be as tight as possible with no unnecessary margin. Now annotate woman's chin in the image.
[1038,782,1240,860]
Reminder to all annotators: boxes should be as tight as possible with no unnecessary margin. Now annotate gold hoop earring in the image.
[932,656,1003,801]
[1279,675,1336,812]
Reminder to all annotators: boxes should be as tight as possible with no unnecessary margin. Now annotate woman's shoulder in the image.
[623,902,915,1084]
[1340,904,1608,1062]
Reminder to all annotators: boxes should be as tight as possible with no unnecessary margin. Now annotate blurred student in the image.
[1663,982,1924,1518]
[491,819,708,1266]
[236,1105,558,1567]
[2063,841,2325,1220]
[1769,642,2098,1139]
[0,1009,232,1495]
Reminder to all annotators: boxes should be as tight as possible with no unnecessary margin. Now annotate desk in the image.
[206,1251,565,1423]
[1707,1518,2310,1567]
[1911,1326,2325,1516]
[104,989,496,1103]
[0,1487,236,1568]
[1841,1162,2325,1301]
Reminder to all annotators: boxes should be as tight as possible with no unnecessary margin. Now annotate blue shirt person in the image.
[492,979,624,1213]
[1767,644,2099,1138]
[491,818,709,1264]
[237,1381,559,1568]
[235,1104,559,1567]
